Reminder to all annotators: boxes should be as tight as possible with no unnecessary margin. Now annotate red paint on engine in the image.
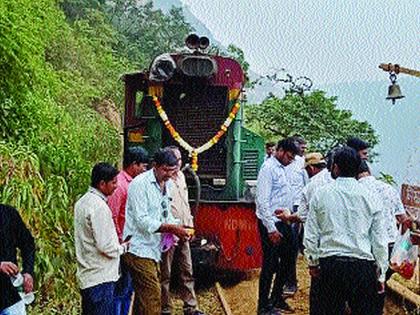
[194,203,262,270]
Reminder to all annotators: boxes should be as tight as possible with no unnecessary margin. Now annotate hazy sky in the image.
[182,0,420,84]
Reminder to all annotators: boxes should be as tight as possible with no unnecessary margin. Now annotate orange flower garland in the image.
[152,96,241,171]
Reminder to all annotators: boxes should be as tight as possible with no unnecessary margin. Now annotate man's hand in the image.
[0,262,18,276]
[22,273,34,293]
[268,230,282,244]
[172,226,190,241]
[274,209,288,221]
[400,216,413,234]
[309,266,320,278]
[121,241,130,254]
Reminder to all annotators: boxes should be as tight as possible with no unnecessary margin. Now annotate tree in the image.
[245,90,379,155]
[106,1,193,67]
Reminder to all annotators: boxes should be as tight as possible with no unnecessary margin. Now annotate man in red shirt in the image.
[108,147,149,315]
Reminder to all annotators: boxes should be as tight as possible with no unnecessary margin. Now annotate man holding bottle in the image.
[0,204,35,315]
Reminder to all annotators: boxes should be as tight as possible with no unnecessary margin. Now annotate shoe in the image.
[282,284,297,297]
[273,300,295,314]
[184,310,205,315]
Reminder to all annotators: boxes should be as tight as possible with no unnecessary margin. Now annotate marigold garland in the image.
[152,96,241,171]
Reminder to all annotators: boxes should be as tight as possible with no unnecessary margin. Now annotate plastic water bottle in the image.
[10,273,35,305]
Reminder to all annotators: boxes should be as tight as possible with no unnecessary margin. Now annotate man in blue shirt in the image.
[123,148,190,315]
[256,137,299,315]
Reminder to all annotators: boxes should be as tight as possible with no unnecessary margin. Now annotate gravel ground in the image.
[166,255,408,314]
[221,255,406,315]
[172,286,224,315]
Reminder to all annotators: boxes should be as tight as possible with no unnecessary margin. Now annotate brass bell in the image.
[386,83,405,104]
[386,73,405,104]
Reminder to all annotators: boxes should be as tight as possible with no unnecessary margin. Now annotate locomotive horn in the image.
[185,33,200,50]
[199,36,210,50]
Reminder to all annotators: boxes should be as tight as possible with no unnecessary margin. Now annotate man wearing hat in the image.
[276,152,329,224]
[305,153,327,178]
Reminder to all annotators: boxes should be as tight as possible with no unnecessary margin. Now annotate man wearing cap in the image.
[276,153,329,226]
[305,153,327,178]
[108,147,149,315]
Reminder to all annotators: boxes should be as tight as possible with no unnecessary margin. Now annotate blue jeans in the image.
[81,282,115,315]
[0,301,26,315]
[114,261,133,315]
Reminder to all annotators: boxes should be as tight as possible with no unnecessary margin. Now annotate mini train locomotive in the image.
[122,34,265,271]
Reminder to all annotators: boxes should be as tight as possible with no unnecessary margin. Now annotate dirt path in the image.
[221,255,405,315]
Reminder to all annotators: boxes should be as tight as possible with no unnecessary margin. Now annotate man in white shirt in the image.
[347,137,369,161]
[74,163,130,315]
[276,152,330,315]
[275,152,330,224]
[304,146,388,315]
[282,136,308,296]
[123,148,190,315]
[357,160,410,314]
[256,137,299,315]
[264,142,276,161]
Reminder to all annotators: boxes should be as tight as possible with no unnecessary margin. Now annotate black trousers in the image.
[318,257,378,315]
[257,220,294,311]
[309,275,322,315]
[284,222,300,286]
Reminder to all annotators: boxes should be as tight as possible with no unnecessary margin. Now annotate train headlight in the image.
[179,56,217,77]
[149,53,176,81]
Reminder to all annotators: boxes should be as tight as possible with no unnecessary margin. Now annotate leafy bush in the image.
[1,0,192,312]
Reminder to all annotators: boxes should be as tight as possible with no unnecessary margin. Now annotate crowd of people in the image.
[256,136,411,315]
[0,136,412,315]
[74,146,205,315]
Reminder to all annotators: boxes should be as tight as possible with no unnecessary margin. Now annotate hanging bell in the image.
[386,82,405,104]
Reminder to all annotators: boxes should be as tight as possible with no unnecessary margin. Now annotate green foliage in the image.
[0,0,194,312]
[60,0,106,21]
[0,142,77,313]
[378,172,397,186]
[106,1,193,67]
[245,90,379,154]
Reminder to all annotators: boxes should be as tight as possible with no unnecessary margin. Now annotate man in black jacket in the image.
[0,204,35,315]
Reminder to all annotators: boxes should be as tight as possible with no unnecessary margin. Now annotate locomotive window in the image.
[134,91,144,118]
[135,92,156,119]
